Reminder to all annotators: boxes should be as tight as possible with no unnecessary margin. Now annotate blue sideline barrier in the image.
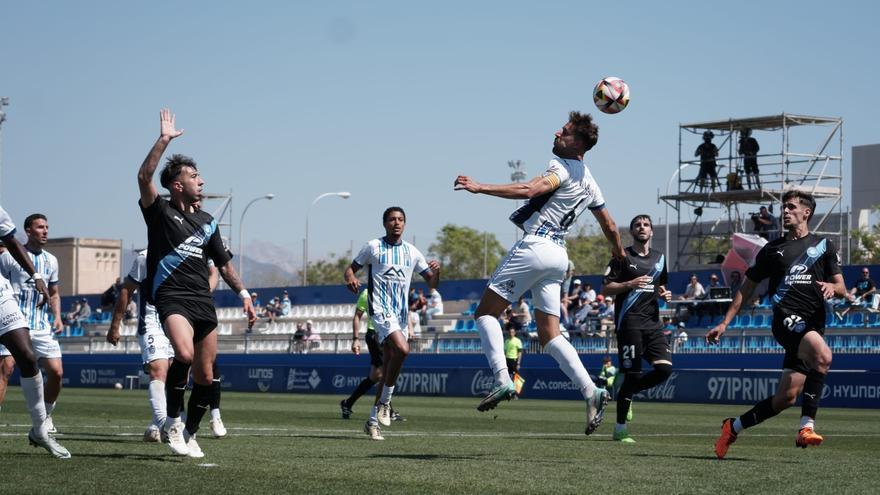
[11,353,880,408]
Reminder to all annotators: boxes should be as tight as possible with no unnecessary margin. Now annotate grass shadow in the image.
[372,453,485,461]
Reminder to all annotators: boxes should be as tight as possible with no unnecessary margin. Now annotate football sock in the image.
[165,359,189,420]
[148,380,167,426]
[616,372,640,424]
[800,416,815,429]
[738,397,779,430]
[346,377,376,406]
[44,401,56,416]
[184,383,212,435]
[476,315,511,386]
[211,408,221,421]
[545,335,595,398]
[732,417,744,433]
[379,385,394,405]
[800,369,825,422]
[369,405,379,423]
[210,361,222,411]
[635,363,673,390]
[19,373,48,433]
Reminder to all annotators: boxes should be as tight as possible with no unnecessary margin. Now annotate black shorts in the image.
[506,358,519,375]
[771,309,825,374]
[617,326,672,373]
[156,297,218,343]
[365,330,383,368]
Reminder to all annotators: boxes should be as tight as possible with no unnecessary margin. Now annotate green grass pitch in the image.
[1,388,878,494]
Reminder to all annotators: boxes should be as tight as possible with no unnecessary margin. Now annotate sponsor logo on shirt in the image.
[784,264,812,285]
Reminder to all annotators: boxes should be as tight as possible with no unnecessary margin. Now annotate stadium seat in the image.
[848,312,865,328]
[462,302,478,316]
[454,320,465,332]
[738,314,752,328]
[752,314,765,328]
[465,320,477,332]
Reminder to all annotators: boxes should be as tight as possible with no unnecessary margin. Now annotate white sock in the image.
[732,417,744,433]
[44,401,56,416]
[370,405,378,422]
[800,416,815,429]
[545,335,595,399]
[148,380,167,427]
[20,374,48,434]
[379,385,394,405]
[476,315,511,386]
[211,408,221,421]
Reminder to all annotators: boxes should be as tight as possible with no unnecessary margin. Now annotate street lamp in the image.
[304,191,351,286]
[238,193,275,278]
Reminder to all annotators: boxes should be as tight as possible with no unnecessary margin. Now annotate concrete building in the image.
[46,238,121,296]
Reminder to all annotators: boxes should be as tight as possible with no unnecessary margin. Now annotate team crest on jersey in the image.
[496,279,516,296]
[381,266,406,279]
[806,247,819,258]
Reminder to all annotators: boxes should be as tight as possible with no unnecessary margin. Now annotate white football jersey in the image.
[353,238,429,327]
[0,206,17,304]
[509,157,606,244]
[126,250,159,336]
[0,248,59,332]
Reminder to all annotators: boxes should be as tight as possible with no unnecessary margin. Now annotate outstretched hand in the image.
[160,108,184,140]
[705,323,726,345]
[454,176,481,194]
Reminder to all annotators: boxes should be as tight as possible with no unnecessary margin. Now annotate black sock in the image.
[739,397,779,429]
[616,372,641,424]
[210,362,222,410]
[165,359,189,420]
[635,363,673,391]
[185,383,212,435]
[801,370,826,421]
[345,378,377,407]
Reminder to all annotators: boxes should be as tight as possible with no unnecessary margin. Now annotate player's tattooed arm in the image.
[218,261,256,327]
[138,109,184,209]
[453,174,558,200]
[706,278,758,344]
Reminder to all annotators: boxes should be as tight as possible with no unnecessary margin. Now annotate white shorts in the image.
[0,329,62,360]
[138,306,174,365]
[0,298,27,339]
[488,235,568,317]
[372,311,408,345]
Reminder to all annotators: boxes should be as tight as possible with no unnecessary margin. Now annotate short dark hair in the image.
[160,154,198,189]
[383,206,406,223]
[24,213,47,230]
[629,214,653,231]
[568,111,599,152]
[782,190,816,221]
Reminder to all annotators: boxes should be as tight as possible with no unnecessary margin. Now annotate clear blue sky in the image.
[1,1,876,276]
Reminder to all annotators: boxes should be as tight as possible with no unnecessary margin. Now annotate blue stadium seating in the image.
[454,320,465,332]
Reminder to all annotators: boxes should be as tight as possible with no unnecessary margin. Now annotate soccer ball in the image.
[593,77,630,114]
[114,382,123,390]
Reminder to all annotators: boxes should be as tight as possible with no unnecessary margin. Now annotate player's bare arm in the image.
[603,275,654,296]
[706,278,758,344]
[49,284,63,334]
[107,279,138,345]
[344,263,361,294]
[218,261,257,327]
[1,232,49,307]
[351,309,363,355]
[816,274,846,300]
[454,174,558,200]
[591,207,625,260]
[422,260,441,290]
[138,109,184,209]
[208,263,220,292]
[658,285,672,302]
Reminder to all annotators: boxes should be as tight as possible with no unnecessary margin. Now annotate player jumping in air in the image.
[454,111,625,435]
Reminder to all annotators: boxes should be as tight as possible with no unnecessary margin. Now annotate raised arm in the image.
[107,278,139,345]
[138,109,184,209]
[218,261,256,327]
[706,278,759,344]
[591,207,625,260]
[453,175,557,200]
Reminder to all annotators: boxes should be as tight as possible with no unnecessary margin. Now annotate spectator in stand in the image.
[510,296,532,334]
[567,279,585,316]
[835,267,877,320]
[292,322,306,352]
[582,283,597,304]
[596,296,615,337]
[262,297,280,323]
[562,260,576,298]
[673,323,688,352]
[425,288,444,320]
[280,291,291,317]
[64,301,81,327]
[682,274,706,300]
[413,288,427,324]
[250,292,262,313]
[74,298,92,326]
[752,206,776,240]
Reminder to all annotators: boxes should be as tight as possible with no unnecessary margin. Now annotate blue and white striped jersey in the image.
[125,249,160,336]
[353,237,429,327]
[0,248,59,332]
[509,157,606,245]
